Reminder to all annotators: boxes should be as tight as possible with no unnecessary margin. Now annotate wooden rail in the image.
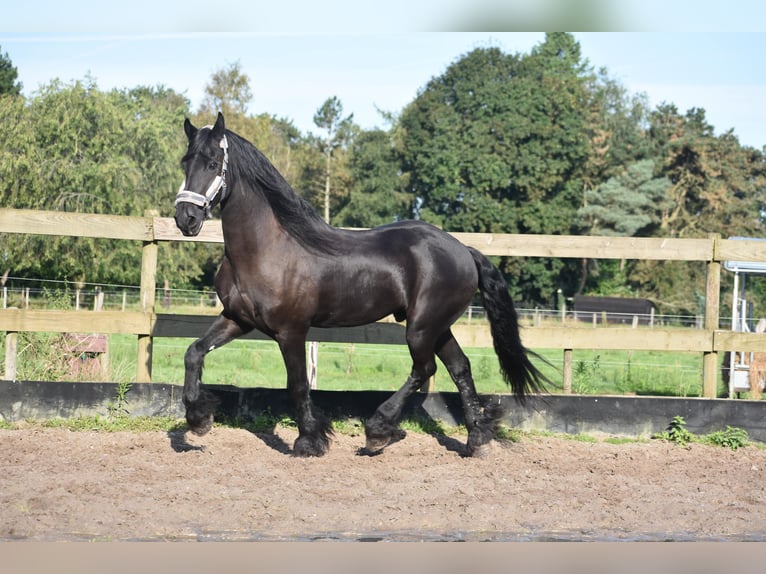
[2,207,766,397]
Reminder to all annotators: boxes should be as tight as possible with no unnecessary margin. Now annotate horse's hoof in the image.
[188,413,214,436]
[364,436,390,454]
[364,428,406,454]
[293,435,329,457]
[467,442,492,459]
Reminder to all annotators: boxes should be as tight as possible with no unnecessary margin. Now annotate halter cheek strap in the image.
[175,133,229,216]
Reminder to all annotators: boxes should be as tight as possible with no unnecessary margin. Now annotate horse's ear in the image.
[183,118,197,141]
[211,112,226,139]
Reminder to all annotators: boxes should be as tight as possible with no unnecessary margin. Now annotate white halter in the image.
[175,130,229,214]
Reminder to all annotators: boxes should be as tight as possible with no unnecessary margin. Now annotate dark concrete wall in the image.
[2,380,766,442]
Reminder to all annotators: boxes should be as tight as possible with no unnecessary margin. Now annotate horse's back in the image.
[351,220,478,304]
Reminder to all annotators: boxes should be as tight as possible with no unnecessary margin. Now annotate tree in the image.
[578,159,670,237]
[397,34,595,304]
[0,78,206,288]
[198,61,252,119]
[582,68,652,189]
[313,96,354,223]
[621,104,766,315]
[647,104,765,239]
[336,129,411,227]
[0,46,21,96]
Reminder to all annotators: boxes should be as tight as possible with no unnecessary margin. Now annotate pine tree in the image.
[0,46,22,96]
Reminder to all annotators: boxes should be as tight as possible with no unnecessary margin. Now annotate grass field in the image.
[105,334,725,398]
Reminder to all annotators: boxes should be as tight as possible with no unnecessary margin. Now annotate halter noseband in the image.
[175,131,229,216]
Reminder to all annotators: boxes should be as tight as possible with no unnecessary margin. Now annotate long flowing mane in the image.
[224,129,341,255]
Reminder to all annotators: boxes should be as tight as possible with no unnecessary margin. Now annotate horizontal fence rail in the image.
[2,207,766,398]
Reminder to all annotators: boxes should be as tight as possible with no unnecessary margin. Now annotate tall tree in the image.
[583,68,652,189]
[648,104,765,239]
[0,46,21,96]
[578,159,671,237]
[196,63,305,184]
[198,60,252,119]
[0,78,206,288]
[336,129,411,227]
[313,96,354,223]
[622,104,766,315]
[397,34,594,304]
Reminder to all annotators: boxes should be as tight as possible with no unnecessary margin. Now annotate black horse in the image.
[174,113,547,457]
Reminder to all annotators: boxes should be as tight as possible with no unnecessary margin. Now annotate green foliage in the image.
[655,415,695,446]
[107,381,133,418]
[37,415,183,432]
[312,95,355,222]
[337,129,411,226]
[198,60,252,118]
[399,416,451,436]
[573,355,602,394]
[397,34,595,303]
[14,289,76,381]
[0,78,205,288]
[495,425,523,442]
[578,159,671,236]
[703,426,750,450]
[0,45,22,95]
[654,416,750,450]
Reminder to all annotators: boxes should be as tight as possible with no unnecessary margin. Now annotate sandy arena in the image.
[2,423,766,541]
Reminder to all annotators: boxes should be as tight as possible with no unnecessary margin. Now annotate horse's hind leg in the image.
[436,331,504,457]
[183,314,249,436]
[277,334,333,457]
[364,326,437,452]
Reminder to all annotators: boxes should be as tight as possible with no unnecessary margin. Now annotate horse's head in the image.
[174,112,229,237]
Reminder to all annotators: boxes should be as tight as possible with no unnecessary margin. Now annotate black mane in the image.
[224,129,340,256]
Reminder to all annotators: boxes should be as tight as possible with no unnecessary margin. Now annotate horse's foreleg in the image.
[364,374,425,453]
[277,335,333,457]
[183,314,248,436]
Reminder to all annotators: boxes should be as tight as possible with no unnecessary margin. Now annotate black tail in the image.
[469,247,549,403]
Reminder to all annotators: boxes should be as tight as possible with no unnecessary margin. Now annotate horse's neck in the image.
[221,184,284,252]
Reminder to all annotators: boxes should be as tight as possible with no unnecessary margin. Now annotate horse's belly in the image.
[312,298,401,328]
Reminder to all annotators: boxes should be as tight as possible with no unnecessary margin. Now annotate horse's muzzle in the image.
[174,205,205,237]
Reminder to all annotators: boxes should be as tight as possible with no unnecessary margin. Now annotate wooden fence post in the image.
[562,348,573,394]
[137,210,158,382]
[702,234,722,398]
[4,331,17,380]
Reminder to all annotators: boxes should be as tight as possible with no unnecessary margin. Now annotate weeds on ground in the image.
[653,415,751,450]
[702,426,750,450]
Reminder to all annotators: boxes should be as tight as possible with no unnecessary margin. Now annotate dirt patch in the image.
[2,426,765,541]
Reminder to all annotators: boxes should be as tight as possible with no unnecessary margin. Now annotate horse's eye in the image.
[208,161,218,171]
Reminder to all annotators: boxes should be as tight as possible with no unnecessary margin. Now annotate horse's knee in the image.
[411,359,437,383]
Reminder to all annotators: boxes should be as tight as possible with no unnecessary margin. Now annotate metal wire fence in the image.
[1,276,730,329]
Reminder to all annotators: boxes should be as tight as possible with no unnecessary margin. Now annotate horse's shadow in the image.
[433,433,470,457]
[249,430,292,455]
[166,423,292,455]
[166,412,471,457]
[167,427,205,453]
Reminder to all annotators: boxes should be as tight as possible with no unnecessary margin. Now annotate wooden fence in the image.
[2,207,766,398]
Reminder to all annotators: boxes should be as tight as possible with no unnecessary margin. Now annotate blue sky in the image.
[2,3,766,149]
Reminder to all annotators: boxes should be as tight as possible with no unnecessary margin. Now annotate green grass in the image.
[106,334,724,397]
[36,415,183,432]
